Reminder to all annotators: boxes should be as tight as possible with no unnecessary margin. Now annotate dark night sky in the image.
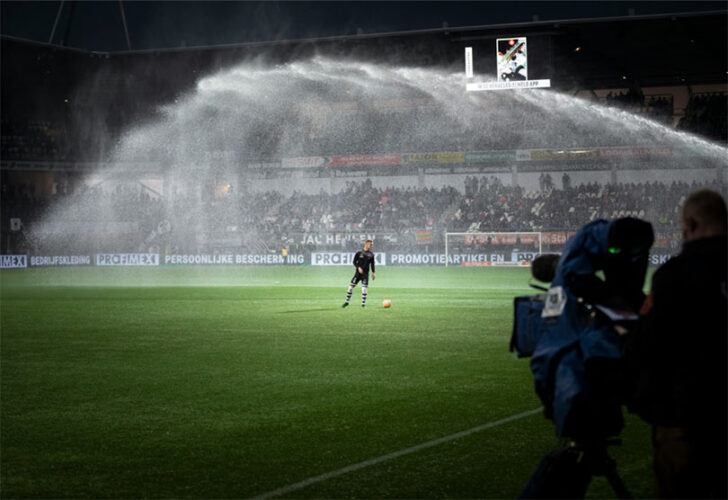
[1,1,726,52]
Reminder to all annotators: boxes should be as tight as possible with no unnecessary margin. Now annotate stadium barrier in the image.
[1,250,679,268]
[249,146,704,171]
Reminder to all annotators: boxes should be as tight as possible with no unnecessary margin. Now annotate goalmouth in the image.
[444,232,543,267]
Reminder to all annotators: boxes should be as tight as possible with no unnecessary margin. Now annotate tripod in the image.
[520,438,631,499]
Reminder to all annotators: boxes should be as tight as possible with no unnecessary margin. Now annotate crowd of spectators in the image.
[643,95,674,123]
[1,113,133,163]
[605,90,674,124]
[1,181,164,254]
[270,180,459,234]
[678,92,728,142]
[6,174,726,255]
[1,120,68,162]
[606,88,646,108]
[449,176,727,238]
[172,180,459,253]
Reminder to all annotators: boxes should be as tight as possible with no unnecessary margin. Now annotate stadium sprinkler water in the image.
[32,57,728,260]
[114,57,728,166]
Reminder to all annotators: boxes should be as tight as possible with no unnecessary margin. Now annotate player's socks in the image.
[345,285,354,305]
[361,286,367,307]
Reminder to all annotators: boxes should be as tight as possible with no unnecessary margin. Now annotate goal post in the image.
[444,232,543,267]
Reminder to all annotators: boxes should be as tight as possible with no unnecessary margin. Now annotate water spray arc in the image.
[32,57,728,256]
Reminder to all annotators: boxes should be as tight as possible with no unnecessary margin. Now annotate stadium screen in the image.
[496,38,528,82]
[465,37,550,91]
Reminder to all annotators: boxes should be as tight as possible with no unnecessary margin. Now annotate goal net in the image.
[444,232,542,267]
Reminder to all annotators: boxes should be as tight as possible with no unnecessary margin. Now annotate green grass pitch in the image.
[1,266,653,498]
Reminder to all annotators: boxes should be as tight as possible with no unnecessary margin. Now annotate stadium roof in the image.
[1,1,726,53]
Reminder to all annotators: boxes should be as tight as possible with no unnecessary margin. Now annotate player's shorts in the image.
[350,272,369,287]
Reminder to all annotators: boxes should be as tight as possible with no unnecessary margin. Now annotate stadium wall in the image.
[617,168,723,185]
[517,168,721,190]
[583,83,728,124]
[246,167,721,195]
[0,249,679,269]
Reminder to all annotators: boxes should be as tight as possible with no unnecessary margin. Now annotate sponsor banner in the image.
[1,255,28,268]
[512,252,539,263]
[509,147,677,163]
[389,253,507,265]
[467,79,551,91]
[530,149,600,162]
[96,253,159,266]
[516,150,532,161]
[163,254,304,265]
[281,157,327,169]
[466,151,517,163]
[653,232,681,249]
[436,152,465,164]
[30,255,92,267]
[649,253,676,266]
[404,152,439,164]
[542,232,565,245]
[404,152,465,164]
[542,232,567,245]
[465,47,473,78]
[326,154,402,168]
[462,260,530,266]
[654,233,669,249]
[311,252,387,266]
[463,233,540,245]
[296,233,397,246]
[415,230,433,243]
[334,170,371,178]
[247,161,281,169]
[390,253,447,265]
[599,146,672,160]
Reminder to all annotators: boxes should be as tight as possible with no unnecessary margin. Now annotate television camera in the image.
[510,218,654,499]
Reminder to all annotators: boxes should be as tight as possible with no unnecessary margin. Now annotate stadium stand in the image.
[5,174,726,256]
[1,11,726,258]
[678,92,728,141]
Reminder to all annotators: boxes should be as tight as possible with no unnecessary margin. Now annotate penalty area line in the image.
[251,407,542,499]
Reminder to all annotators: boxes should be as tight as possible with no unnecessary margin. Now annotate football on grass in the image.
[382,298,392,308]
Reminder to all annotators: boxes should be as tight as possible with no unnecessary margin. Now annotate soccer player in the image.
[342,239,376,308]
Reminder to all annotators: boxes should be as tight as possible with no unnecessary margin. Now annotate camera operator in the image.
[620,189,727,498]
[519,217,654,498]
[529,217,654,440]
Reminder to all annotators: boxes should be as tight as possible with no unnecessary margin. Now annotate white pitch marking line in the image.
[251,407,543,499]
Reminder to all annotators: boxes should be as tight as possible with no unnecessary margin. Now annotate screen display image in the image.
[497,37,528,81]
